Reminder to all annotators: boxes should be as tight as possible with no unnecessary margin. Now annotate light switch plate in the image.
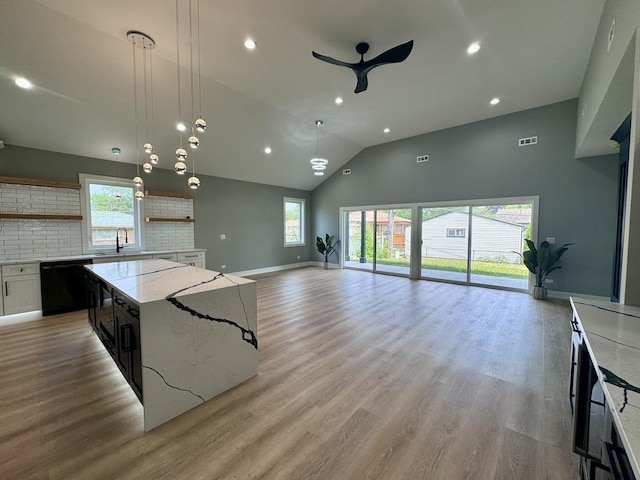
[220,234,226,240]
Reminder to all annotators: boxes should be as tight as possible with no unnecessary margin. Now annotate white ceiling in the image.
[0,0,605,191]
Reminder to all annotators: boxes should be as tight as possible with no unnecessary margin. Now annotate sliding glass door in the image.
[341,197,534,291]
[469,204,530,289]
[420,207,469,282]
[374,209,410,275]
[343,208,411,276]
[419,199,533,290]
[344,210,374,271]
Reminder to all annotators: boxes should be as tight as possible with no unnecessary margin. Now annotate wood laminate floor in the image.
[0,267,579,479]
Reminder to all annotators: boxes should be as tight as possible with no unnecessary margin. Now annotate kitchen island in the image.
[84,259,257,431]
[570,298,640,479]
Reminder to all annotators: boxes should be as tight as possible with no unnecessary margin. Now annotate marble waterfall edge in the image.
[141,280,257,431]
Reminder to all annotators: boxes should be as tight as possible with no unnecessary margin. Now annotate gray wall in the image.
[311,99,619,296]
[0,145,312,272]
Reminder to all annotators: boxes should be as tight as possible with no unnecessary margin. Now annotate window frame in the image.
[446,228,466,238]
[79,173,145,254]
[283,197,305,247]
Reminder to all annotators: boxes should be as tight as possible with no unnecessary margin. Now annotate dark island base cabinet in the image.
[569,311,636,480]
[86,271,143,404]
[85,273,115,355]
[113,294,143,402]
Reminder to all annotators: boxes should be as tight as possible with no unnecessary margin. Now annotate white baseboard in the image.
[231,261,317,277]
[546,290,610,302]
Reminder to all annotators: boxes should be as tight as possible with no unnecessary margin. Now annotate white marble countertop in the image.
[570,297,640,478]
[85,259,252,304]
[0,249,206,266]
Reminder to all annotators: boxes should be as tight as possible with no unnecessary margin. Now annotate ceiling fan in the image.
[312,40,414,94]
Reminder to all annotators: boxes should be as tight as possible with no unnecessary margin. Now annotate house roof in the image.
[422,210,525,230]
[91,211,134,228]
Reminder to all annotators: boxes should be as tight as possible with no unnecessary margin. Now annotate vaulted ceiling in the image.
[0,0,605,190]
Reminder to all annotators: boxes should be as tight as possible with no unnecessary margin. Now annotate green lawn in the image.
[374,257,529,279]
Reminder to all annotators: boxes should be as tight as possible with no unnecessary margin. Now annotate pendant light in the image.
[175,0,206,186]
[128,31,146,199]
[112,147,122,199]
[194,0,207,133]
[127,31,156,178]
[188,149,200,189]
[310,120,328,176]
[174,0,188,175]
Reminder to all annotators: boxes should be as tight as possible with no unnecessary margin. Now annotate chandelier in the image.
[310,120,328,176]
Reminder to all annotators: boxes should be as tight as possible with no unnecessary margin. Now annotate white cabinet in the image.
[152,253,178,261]
[2,263,41,315]
[177,251,206,269]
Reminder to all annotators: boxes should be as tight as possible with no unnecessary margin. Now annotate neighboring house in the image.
[495,208,532,226]
[347,210,411,256]
[91,211,135,245]
[405,211,525,263]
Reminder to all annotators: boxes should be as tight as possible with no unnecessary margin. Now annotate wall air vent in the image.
[417,155,429,163]
[518,136,538,147]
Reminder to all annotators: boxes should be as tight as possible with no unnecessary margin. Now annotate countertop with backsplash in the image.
[0,249,206,266]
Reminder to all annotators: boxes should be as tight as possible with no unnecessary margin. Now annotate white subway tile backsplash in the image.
[1,183,196,261]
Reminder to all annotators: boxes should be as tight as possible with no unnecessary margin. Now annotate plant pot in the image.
[323,261,329,270]
[532,286,548,300]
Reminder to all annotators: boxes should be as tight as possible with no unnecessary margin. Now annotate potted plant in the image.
[516,239,571,299]
[316,234,339,269]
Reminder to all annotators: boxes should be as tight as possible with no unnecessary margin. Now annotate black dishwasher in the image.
[40,259,93,316]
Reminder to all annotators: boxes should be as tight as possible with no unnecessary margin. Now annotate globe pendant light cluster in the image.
[173,0,205,189]
[310,120,328,176]
[127,30,157,200]
[127,30,158,193]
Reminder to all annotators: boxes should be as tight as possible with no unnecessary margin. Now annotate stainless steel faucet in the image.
[116,228,128,253]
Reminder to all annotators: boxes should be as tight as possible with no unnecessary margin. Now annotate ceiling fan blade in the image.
[354,72,368,94]
[363,40,414,71]
[312,51,355,69]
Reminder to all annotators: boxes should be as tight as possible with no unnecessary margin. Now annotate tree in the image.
[90,187,133,213]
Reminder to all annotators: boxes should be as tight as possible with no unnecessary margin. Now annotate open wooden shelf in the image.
[0,176,81,190]
[144,190,194,200]
[145,217,195,223]
[0,213,83,220]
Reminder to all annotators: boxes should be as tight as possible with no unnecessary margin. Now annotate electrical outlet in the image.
[546,237,555,244]
[416,155,429,163]
[220,234,226,240]
[545,278,554,284]
[342,169,351,175]
[221,265,227,269]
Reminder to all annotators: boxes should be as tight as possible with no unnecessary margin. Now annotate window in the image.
[446,228,466,238]
[79,174,144,253]
[284,197,305,246]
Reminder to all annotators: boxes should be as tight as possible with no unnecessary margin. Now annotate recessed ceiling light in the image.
[244,39,256,50]
[467,42,481,54]
[490,97,501,106]
[177,122,187,131]
[264,146,272,155]
[383,127,390,133]
[335,97,343,105]
[15,77,32,89]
